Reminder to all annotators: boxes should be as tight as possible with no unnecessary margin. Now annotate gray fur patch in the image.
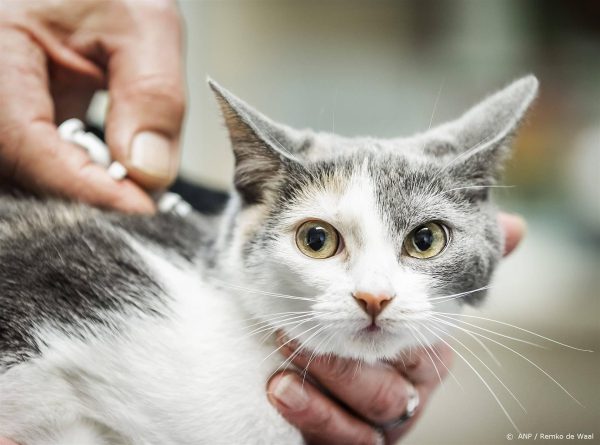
[0,196,210,368]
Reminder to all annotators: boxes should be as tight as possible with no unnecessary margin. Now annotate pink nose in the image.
[353,292,394,318]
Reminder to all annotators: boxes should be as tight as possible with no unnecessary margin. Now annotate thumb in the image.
[104,5,185,190]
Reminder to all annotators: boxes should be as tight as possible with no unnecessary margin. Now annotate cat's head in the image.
[210,76,538,362]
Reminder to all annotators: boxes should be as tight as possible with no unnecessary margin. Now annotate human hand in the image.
[0,0,185,213]
[267,212,526,444]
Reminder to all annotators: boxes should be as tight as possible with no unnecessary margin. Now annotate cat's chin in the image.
[344,329,425,364]
[288,324,427,365]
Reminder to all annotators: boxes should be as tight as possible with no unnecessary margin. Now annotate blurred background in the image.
[174,1,599,443]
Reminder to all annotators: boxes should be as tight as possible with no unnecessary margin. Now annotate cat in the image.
[0,75,538,444]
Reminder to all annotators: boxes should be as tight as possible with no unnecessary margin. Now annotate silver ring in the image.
[376,382,420,431]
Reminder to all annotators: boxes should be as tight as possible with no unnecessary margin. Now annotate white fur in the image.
[0,239,302,444]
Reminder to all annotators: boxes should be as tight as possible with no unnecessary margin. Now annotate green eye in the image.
[404,222,448,259]
[295,220,340,259]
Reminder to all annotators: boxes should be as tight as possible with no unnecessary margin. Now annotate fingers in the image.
[0,439,18,445]
[380,344,453,442]
[277,341,415,426]
[498,212,526,256]
[15,121,156,213]
[0,20,154,213]
[395,343,453,389]
[103,1,185,190]
[267,372,382,445]
[272,340,452,444]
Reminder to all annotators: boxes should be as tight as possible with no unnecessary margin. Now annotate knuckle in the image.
[124,77,185,110]
[366,378,406,422]
[133,0,181,31]
[144,0,179,18]
[115,76,186,129]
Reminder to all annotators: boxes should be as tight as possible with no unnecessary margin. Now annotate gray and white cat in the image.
[0,76,538,444]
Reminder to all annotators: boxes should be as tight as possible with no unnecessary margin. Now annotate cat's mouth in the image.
[362,321,383,333]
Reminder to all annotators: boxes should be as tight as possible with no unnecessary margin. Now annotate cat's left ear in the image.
[442,75,539,184]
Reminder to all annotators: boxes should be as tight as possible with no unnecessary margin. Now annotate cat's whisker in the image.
[395,349,408,370]
[431,317,584,407]
[242,311,326,331]
[233,314,319,346]
[267,325,327,384]
[238,310,320,324]
[300,329,334,388]
[211,279,319,303]
[433,313,545,349]
[434,312,593,352]
[261,322,322,365]
[405,324,444,386]
[242,311,319,329]
[431,184,515,199]
[427,317,527,412]
[268,341,308,384]
[418,322,521,433]
[453,321,503,368]
[352,356,364,380]
[429,284,493,302]
[406,323,464,390]
[243,314,320,340]
[258,315,325,345]
[428,79,445,131]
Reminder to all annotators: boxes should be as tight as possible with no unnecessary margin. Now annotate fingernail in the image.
[129,131,171,178]
[271,374,309,411]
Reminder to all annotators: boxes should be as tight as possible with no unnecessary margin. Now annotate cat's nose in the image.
[353,292,394,319]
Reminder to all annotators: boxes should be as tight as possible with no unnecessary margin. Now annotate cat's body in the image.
[0,199,301,444]
[0,76,538,444]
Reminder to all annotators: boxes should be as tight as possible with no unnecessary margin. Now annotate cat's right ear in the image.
[208,79,299,205]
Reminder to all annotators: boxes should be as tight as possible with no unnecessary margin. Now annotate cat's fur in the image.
[0,76,538,444]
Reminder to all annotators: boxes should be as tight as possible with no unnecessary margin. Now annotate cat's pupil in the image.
[306,227,327,251]
[413,227,433,251]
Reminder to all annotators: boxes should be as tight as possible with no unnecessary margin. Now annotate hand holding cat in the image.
[0,0,184,213]
[267,213,525,445]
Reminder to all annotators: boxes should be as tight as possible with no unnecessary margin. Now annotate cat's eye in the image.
[295,220,340,259]
[403,222,448,259]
